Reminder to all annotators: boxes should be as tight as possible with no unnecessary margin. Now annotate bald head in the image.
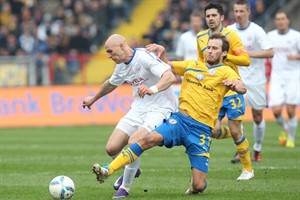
[104,34,133,64]
[105,34,126,47]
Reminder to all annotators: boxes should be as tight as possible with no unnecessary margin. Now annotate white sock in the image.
[275,115,288,131]
[120,157,140,192]
[287,116,298,141]
[253,120,266,152]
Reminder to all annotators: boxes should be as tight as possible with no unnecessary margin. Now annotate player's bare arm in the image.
[247,48,274,58]
[82,79,118,109]
[222,79,247,94]
[287,54,300,60]
[137,69,176,98]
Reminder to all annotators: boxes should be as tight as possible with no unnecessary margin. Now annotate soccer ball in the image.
[49,175,75,199]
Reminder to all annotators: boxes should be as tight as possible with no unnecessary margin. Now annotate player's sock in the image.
[275,115,288,131]
[235,135,252,172]
[120,158,140,192]
[253,120,266,152]
[108,143,143,175]
[216,125,231,139]
[287,116,298,141]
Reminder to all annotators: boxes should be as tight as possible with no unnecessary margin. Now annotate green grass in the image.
[1,122,299,200]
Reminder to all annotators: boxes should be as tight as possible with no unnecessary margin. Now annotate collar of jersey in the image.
[236,21,251,30]
[206,63,223,69]
[208,26,223,35]
[125,48,136,65]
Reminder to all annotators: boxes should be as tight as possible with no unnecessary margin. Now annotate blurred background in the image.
[0,0,299,127]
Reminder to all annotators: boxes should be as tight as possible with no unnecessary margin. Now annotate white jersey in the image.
[109,48,176,113]
[267,29,300,80]
[175,30,198,60]
[228,22,272,85]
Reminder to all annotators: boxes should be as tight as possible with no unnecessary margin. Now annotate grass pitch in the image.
[1,122,299,200]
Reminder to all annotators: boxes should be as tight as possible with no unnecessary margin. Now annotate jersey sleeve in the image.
[197,33,205,63]
[109,65,125,86]
[226,30,250,66]
[223,66,241,81]
[256,26,273,50]
[172,60,190,76]
[142,51,170,77]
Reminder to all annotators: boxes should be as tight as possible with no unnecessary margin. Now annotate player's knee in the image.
[253,116,262,124]
[105,144,120,157]
[192,180,207,193]
[211,128,220,138]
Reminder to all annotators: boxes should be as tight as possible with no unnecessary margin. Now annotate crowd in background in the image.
[0,0,271,85]
[0,0,138,57]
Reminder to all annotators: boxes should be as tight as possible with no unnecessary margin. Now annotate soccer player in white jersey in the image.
[267,11,300,148]
[82,34,177,198]
[227,0,274,162]
[175,10,203,60]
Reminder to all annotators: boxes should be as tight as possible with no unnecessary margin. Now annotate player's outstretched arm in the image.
[82,79,118,109]
[222,79,247,94]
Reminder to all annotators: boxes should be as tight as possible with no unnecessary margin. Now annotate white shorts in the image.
[116,108,172,136]
[269,78,300,106]
[244,83,267,110]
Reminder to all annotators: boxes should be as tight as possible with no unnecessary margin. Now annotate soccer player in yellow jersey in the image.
[197,2,253,180]
[91,33,247,196]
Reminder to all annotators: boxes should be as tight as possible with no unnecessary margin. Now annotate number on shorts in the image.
[229,97,242,109]
[199,134,212,147]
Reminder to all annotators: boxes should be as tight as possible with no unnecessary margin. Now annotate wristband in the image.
[149,85,159,94]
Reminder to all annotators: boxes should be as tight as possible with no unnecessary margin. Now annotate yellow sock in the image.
[216,126,232,139]
[108,148,139,175]
[235,137,252,172]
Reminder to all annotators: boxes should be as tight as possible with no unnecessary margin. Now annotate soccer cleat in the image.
[278,131,287,146]
[237,170,254,181]
[231,152,240,163]
[251,151,261,162]
[286,140,295,148]
[92,163,109,183]
[112,188,129,199]
[113,168,142,190]
[185,187,199,195]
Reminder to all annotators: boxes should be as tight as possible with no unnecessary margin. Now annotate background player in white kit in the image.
[175,9,203,60]
[267,11,300,148]
[227,0,273,162]
[82,34,177,198]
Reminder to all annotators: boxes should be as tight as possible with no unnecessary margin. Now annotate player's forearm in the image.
[248,49,274,59]
[153,70,176,93]
[287,54,300,60]
[232,79,247,94]
[93,79,117,102]
[226,53,250,66]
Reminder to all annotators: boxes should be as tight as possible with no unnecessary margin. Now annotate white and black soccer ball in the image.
[49,175,75,199]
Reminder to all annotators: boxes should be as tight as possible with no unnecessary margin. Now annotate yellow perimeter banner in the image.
[0,85,299,127]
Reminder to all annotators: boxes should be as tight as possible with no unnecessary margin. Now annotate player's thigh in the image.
[190,156,208,189]
[221,94,246,120]
[269,78,285,107]
[244,84,267,110]
[285,79,300,105]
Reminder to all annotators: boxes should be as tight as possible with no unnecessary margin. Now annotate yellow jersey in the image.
[197,27,250,96]
[172,60,241,128]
